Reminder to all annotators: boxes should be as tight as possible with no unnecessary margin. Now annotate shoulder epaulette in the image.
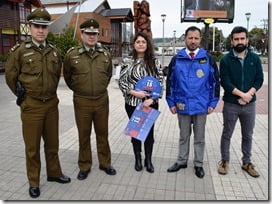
[10,43,20,52]
[67,47,75,54]
[49,43,55,48]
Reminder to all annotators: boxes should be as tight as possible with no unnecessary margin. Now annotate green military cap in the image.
[27,7,51,26]
[80,18,100,33]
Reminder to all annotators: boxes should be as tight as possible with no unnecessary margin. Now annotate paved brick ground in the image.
[0,61,269,201]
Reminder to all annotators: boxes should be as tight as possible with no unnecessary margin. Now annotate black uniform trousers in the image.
[73,94,111,171]
[21,96,62,187]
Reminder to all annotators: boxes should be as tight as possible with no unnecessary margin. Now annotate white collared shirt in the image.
[186,48,199,58]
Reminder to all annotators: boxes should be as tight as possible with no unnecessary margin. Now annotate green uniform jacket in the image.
[5,39,62,101]
[63,43,113,99]
[220,48,264,104]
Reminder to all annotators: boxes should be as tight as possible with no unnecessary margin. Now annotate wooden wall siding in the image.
[0,3,20,30]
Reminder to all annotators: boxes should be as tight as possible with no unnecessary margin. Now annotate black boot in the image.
[132,142,143,171]
[144,153,154,173]
[144,142,154,173]
[134,152,143,171]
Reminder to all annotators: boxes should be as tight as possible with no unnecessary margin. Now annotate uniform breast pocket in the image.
[21,57,42,75]
[48,58,61,75]
[72,59,90,74]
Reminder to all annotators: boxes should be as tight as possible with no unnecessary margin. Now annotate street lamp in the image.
[161,14,166,66]
[173,30,176,56]
[245,12,251,31]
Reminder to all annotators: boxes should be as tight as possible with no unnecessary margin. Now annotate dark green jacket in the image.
[220,48,264,104]
[63,43,112,99]
[5,39,62,101]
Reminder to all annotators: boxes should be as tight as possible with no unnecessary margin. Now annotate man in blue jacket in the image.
[217,26,263,177]
[166,26,220,178]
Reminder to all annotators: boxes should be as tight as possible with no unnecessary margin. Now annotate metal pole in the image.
[73,0,82,40]
[162,20,165,66]
[173,30,176,55]
[247,20,249,31]
[204,23,209,50]
[212,26,215,52]
[161,14,166,66]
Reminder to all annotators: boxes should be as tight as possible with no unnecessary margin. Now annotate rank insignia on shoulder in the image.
[67,47,75,53]
[11,43,20,52]
[199,58,207,64]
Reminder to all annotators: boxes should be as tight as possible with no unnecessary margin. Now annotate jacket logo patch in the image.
[199,58,207,64]
[177,103,185,110]
[196,69,204,78]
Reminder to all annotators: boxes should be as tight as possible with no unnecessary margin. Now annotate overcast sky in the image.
[107,0,269,38]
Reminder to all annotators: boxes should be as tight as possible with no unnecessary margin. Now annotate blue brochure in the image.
[124,103,160,142]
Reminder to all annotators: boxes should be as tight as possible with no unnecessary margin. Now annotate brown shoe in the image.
[218,160,229,175]
[242,163,260,178]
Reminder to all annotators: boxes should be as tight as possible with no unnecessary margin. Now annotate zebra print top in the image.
[118,57,164,106]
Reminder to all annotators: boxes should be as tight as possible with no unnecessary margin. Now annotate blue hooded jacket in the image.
[166,48,220,115]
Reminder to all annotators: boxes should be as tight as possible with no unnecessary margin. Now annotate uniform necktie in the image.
[39,44,44,50]
[89,48,95,55]
[189,52,195,59]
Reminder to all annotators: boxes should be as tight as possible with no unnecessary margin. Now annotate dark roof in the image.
[100,8,133,22]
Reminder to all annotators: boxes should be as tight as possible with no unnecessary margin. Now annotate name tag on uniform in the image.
[23,52,34,57]
[199,58,207,64]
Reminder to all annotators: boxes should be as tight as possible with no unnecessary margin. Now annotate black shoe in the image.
[144,158,154,173]
[77,169,90,180]
[99,166,117,175]
[167,162,187,172]
[29,187,40,198]
[47,174,71,183]
[195,166,205,178]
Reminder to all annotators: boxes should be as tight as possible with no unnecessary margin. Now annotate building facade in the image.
[42,0,134,58]
[0,0,41,55]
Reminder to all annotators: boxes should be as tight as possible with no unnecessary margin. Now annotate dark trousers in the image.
[21,96,62,187]
[74,94,111,171]
[220,102,256,163]
[125,102,158,153]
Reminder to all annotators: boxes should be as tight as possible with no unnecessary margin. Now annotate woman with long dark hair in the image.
[118,32,164,173]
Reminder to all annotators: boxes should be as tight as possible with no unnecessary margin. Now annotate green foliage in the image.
[47,25,80,60]
[0,54,8,62]
[249,28,267,54]
[210,51,224,62]
[201,26,224,51]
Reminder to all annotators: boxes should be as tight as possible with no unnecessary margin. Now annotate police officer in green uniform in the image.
[63,18,116,180]
[5,7,71,198]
